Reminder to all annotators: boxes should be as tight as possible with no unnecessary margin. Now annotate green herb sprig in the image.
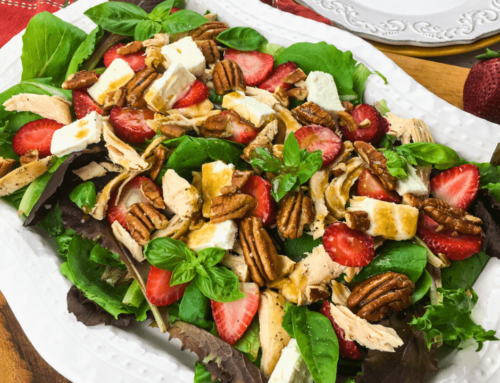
[249,133,323,202]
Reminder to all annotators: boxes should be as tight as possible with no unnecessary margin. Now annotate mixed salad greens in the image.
[1,1,500,382]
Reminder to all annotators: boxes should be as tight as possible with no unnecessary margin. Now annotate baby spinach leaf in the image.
[442,251,489,290]
[195,267,245,303]
[21,12,87,87]
[410,288,498,350]
[258,43,285,59]
[84,2,148,36]
[144,237,191,270]
[66,26,104,79]
[89,243,124,269]
[353,241,427,283]
[233,319,261,362]
[134,19,162,41]
[69,181,97,213]
[283,234,322,262]
[411,269,432,304]
[162,10,208,34]
[216,27,268,51]
[178,283,214,331]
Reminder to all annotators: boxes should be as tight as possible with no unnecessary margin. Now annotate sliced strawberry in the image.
[418,215,483,261]
[320,301,362,360]
[357,169,402,203]
[340,104,389,144]
[109,106,155,144]
[146,266,189,306]
[107,176,161,229]
[258,61,297,93]
[73,87,104,120]
[222,111,260,145]
[211,282,260,345]
[294,125,342,168]
[224,49,274,86]
[170,6,181,13]
[12,119,64,158]
[430,164,480,210]
[172,80,210,109]
[323,222,374,267]
[240,175,277,226]
[104,43,146,73]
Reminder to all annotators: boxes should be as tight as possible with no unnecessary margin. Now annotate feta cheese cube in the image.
[87,59,135,105]
[161,36,206,77]
[50,111,103,157]
[222,91,275,127]
[395,163,429,197]
[187,220,238,252]
[201,160,234,218]
[268,339,313,383]
[305,71,344,114]
[144,62,196,113]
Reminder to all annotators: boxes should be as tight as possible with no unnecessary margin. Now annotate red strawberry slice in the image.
[323,222,375,267]
[294,125,342,169]
[223,111,260,145]
[109,106,156,144]
[240,175,277,226]
[170,6,181,13]
[357,169,402,204]
[320,301,362,360]
[12,119,64,158]
[211,282,260,345]
[104,43,146,73]
[146,266,189,306]
[73,87,104,120]
[339,104,389,144]
[258,61,297,93]
[417,215,483,261]
[430,164,480,210]
[224,49,274,86]
[172,80,210,109]
[107,176,162,229]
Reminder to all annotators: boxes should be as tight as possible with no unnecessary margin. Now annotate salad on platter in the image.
[1,1,500,382]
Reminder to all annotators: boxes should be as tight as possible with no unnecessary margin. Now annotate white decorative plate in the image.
[1,0,500,382]
[299,0,500,46]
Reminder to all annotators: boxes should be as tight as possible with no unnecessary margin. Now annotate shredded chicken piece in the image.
[3,94,72,125]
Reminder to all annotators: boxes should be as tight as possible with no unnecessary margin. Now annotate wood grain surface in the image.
[0,52,471,383]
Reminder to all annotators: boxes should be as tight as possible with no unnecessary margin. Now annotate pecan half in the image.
[149,145,167,181]
[422,198,482,235]
[283,68,307,84]
[141,179,166,209]
[158,124,188,139]
[126,203,168,246]
[20,149,39,165]
[62,70,98,90]
[0,158,16,178]
[354,141,397,191]
[277,190,315,239]
[196,40,220,63]
[240,217,281,286]
[104,87,127,109]
[213,59,246,95]
[347,272,415,323]
[342,101,354,113]
[189,21,229,41]
[345,211,370,231]
[231,170,253,190]
[292,101,336,129]
[117,41,143,55]
[201,113,232,138]
[287,87,308,101]
[274,86,289,108]
[126,67,161,108]
[210,193,257,223]
[338,111,357,132]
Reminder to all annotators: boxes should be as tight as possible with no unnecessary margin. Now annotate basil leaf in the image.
[66,26,104,79]
[195,267,245,303]
[258,43,285,59]
[353,241,427,283]
[442,251,489,290]
[89,243,124,269]
[289,305,339,383]
[284,234,322,262]
[381,150,408,178]
[179,283,214,331]
[233,319,261,362]
[377,133,397,150]
[134,19,162,41]
[196,264,210,279]
[296,150,323,184]
[271,173,299,202]
[249,147,283,173]
[84,2,148,36]
[198,247,226,269]
[162,10,208,34]
[399,143,461,170]
[144,237,189,270]
[69,181,97,212]
[21,12,87,87]
[283,132,301,167]
[411,269,432,304]
[149,0,179,21]
[216,27,268,51]
[171,262,197,286]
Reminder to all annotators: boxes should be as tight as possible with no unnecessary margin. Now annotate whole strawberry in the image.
[464,48,500,124]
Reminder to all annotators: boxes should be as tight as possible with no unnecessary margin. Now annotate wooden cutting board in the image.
[0,53,471,383]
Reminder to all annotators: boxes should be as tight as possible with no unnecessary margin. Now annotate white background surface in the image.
[1,0,500,382]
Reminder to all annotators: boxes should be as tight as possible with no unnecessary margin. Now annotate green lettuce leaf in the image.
[65,26,104,78]
[441,251,489,290]
[233,319,261,362]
